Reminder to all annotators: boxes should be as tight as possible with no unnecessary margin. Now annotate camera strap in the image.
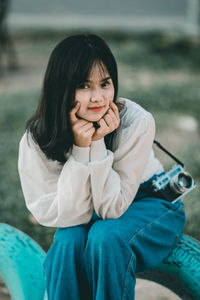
[153,140,184,167]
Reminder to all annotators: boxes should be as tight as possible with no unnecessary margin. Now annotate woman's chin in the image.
[89,118,101,122]
[78,114,102,122]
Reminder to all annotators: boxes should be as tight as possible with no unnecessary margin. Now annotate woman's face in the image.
[74,63,115,122]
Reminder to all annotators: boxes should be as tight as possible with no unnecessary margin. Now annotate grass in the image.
[0,89,56,250]
[0,32,200,250]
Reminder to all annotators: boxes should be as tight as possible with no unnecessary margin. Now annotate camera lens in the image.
[178,173,192,188]
[170,172,193,194]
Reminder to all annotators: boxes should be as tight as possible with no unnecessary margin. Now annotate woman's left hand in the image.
[92,101,120,142]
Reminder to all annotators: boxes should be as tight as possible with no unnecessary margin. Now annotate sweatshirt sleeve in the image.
[18,133,93,228]
[88,112,155,219]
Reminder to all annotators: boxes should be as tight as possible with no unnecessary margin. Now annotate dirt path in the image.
[0,277,181,299]
[0,62,44,93]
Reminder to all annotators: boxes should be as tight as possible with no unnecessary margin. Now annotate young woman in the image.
[18,33,186,300]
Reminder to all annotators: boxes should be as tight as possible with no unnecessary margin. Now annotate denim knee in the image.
[87,220,118,245]
[44,226,88,274]
[85,219,129,258]
[44,225,88,268]
[54,225,88,248]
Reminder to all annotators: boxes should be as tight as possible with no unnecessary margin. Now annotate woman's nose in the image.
[90,88,103,102]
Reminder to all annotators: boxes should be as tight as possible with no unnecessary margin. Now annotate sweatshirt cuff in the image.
[90,138,107,161]
[72,144,90,164]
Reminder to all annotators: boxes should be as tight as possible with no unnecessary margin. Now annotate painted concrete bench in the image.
[0,223,200,300]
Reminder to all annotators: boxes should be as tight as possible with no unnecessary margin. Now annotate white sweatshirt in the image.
[18,98,164,228]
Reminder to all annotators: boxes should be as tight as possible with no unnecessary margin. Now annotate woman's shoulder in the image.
[20,131,38,149]
[117,97,154,129]
[19,131,46,159]
[112,97,155,153]
[19,131,62,170]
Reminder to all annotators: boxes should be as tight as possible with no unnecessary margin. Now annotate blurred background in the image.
[0,0,200,298]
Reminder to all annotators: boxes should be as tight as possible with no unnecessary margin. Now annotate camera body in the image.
[152,164,196,203]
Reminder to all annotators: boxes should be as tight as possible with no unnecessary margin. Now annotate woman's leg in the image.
[43,225,90,300]
[84,195,186,300]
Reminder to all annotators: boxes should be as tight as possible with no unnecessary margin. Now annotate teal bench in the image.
[0,223,200,300]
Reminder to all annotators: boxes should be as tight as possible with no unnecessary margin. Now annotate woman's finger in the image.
[69,102,80,125]
[81,122,94,131]
[97,118,108,135]
[107,107,117,121]
[103,112,114,128]
[109,101,120,121]
[86,126,96,134]
[104,108,119,129]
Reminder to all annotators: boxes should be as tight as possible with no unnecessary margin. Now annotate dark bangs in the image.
[70,35,118,103]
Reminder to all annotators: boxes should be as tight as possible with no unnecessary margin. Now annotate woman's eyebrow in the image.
[85,77,111,83]
[101,77,111,82]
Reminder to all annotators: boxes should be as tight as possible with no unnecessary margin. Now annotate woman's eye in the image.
[77,83,89,89]
[102,81,110,87]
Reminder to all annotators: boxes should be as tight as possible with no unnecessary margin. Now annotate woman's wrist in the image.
[90,138,107,161]
[72,144,90,164]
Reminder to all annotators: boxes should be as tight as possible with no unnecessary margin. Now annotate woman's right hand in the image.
[69,102,95,147]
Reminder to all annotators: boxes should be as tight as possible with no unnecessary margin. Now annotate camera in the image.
[152,164,196,203]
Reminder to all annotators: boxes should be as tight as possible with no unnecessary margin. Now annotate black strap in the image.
[153,140,184,167]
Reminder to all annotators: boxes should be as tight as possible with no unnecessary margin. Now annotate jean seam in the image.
[128,209,172,246]
[121,208,179,300]
[129,201,184,246]
[122,252,135,300]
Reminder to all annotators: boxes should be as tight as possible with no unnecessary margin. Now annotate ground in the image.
[0,277,181,299]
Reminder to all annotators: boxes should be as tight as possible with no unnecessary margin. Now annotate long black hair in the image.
[26,33,125,163]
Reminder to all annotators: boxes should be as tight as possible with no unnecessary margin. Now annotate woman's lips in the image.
[88,106,104,112]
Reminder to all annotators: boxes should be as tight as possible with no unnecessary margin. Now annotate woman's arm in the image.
[18,133,93,227]
[88,111,155,219]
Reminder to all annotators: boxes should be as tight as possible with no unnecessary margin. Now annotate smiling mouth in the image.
[88,106,104,112]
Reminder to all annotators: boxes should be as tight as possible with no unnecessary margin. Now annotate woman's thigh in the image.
[54,224,89,243]
[87,197,186,271]
[44,224,91,269]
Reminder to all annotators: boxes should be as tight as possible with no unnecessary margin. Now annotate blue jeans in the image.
[43,173,186,300]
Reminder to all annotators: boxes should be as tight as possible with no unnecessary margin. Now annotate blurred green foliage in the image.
[0,90,55,251]
[0,32,199,251]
